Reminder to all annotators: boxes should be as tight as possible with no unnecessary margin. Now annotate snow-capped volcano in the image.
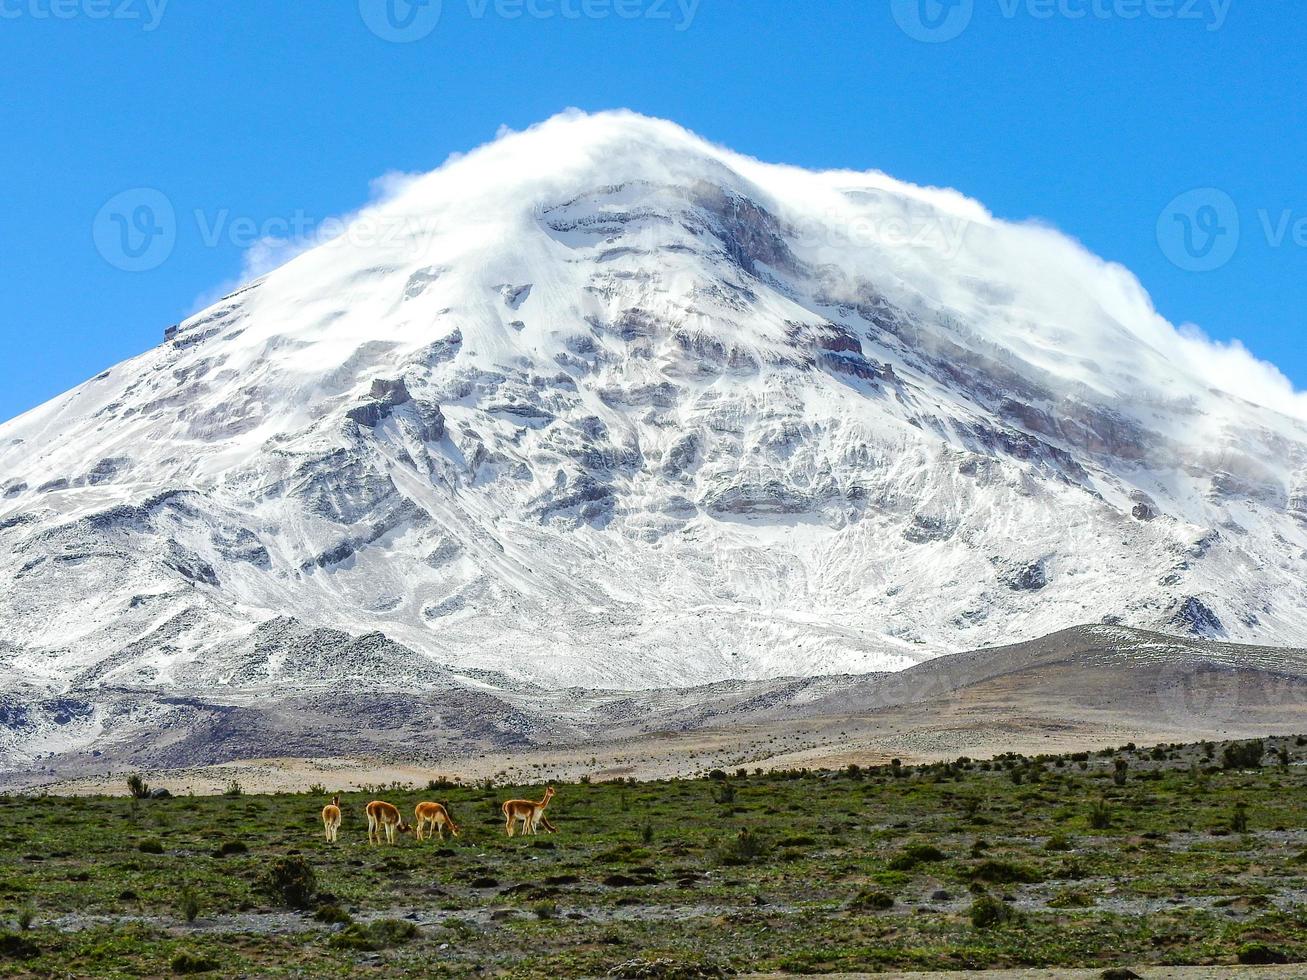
[4,110,1307,721]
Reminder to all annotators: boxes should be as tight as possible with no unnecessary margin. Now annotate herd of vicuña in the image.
[320,788,556,844]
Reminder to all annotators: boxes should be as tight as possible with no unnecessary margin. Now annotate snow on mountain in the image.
[3,110,1307,758]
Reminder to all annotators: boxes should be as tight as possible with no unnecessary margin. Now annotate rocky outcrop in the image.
[1171,597,1225,637]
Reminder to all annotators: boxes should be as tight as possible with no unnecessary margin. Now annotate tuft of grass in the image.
[887,843,946,871]
[716,828,770,866]
[329,919,419,951]
[1088,798,1113,830]
[177,886,200,923]
[970,859,1042,884]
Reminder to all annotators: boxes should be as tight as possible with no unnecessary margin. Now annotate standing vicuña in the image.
[321,795,342,843]
[365,800,410,844]
[501,786,555,837]
[414,801,460,841]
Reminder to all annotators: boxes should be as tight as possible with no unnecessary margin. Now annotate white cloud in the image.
[196,108,1306,424]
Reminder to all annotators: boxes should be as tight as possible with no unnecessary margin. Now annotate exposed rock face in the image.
[1001,560,1049,593]
[1172,597,1225,637]
[2,111,1307,768]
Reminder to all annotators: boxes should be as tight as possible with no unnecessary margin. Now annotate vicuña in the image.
[321,795,342,843]
[501,786,556,837]
[414,801,460,841]
[365,800,410,845]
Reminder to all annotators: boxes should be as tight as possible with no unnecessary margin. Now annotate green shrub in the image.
[848,888,894,910]
[329,919,419,951]
[1222,740,1265,770]
[1088,799,1112,830]
[887,843,946,871]
[1236,942,1288,965]
[214,840,247,857]
[970,860,1042,884]
[716,829,769,866]
[313,905,353,925]
[1044,834,1074,852]
[1046,889,1093,908]
[170,952,220,974]
[0,932,38,960]
[126,774,150,799]
[178,886,200,923]
[261,856,317,909]
[969,894,1016,929]
[138,839,164,855]
[1231,802,1249,834]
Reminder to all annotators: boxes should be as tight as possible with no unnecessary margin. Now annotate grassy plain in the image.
[2,737,1307,977]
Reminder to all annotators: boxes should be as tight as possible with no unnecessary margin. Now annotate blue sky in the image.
[1,0,1303,424]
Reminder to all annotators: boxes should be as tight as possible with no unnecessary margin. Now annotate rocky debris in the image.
[344,378,446,440]
[0,698,32,734]
[598,381,681,409]
[402,265,443,301]
[904,514,957,544]
[532,473,615,523]
[211,527,271,568]
[44,698,93,726]
[703,480,811,516]
[998,559,1049,592]
[411,329,463,365]
[1171,597,1225,637]
[347,378,424,431]
[820,350,888,382]
[661,433,701,477]
[499,283,533,309]
[692,181,799,277]
[302,497,428,571]
[84,457,129,486]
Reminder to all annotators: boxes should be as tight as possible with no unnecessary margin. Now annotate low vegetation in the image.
[2,736,1307,976]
